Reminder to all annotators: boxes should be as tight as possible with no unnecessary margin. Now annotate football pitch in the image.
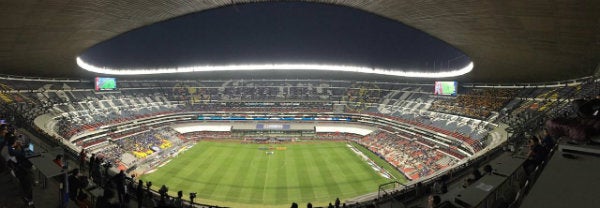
[141,141,402,207]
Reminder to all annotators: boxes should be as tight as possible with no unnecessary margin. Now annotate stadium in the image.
[0,1,599,208]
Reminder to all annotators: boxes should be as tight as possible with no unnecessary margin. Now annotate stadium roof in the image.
[0,1,598,83]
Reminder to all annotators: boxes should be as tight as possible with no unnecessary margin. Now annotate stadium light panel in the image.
[77,57,473,78]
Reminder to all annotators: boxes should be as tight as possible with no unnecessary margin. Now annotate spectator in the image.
[8,141,34,206]
[471,167,482,181]
[79,149,86,170]
[524,137,548,174]
[291,202,298,208]
[158,184,169,205]
[3,130,17,165]
[335,197,341,208]
[483,164,493,175]
[95,189,116,208]
[136,180,144,208]
[428,195,441,208]
[53,154,64,168]
[307,202,313,208]
[68,169,83,200]
[91,157,103,185]
[0,124,7,153]
[439,175,449,193]
[432,179,445,194]
[142,192,158,208]
[173,190,183,208]
[540,129,555,151]
[88,153,95,176]
[111,170,128,207]
[76,192,92,208]
[0,124,8,169]
[462,178,475,188]
[4,128,16,147]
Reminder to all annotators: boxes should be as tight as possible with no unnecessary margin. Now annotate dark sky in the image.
[80,2,470,72]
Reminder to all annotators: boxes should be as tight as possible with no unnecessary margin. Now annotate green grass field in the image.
[141,141,403,207]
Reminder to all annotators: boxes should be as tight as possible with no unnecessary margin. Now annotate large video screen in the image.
[434,81,458,96]
[95,77,117,91]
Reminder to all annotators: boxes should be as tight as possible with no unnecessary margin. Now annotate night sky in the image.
[80,2,470,73]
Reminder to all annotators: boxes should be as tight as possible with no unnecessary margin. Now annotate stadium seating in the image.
[2,77,598,208]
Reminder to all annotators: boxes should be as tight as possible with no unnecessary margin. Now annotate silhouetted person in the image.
[0,125,7,171]
[4,128,16,147]
[96,189,116,208]
[439,174,449,193]
[428,195,441,208]
[174,190,183,208]
[159,184,169,205]
[88,153,96,176]
[79,149,86,170]
[463,178,475,188]
[9,141,34,205]
[335,197,341,208]
[307,202,312,208]
[111,170,127,206]
[136,180,144,208]
[472,167,482,181]
[91,157,102,184]
[540,129,555,151]
[432,179,445,194]
[415,182,425,197]
[53,154,64,168]
[328,202,334,208]
[0,124,8,154]
[483,164,493,175]
[68,169,83,200]
[76,192,92,208]
[524,137,547,174]
[291,202,298,208]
